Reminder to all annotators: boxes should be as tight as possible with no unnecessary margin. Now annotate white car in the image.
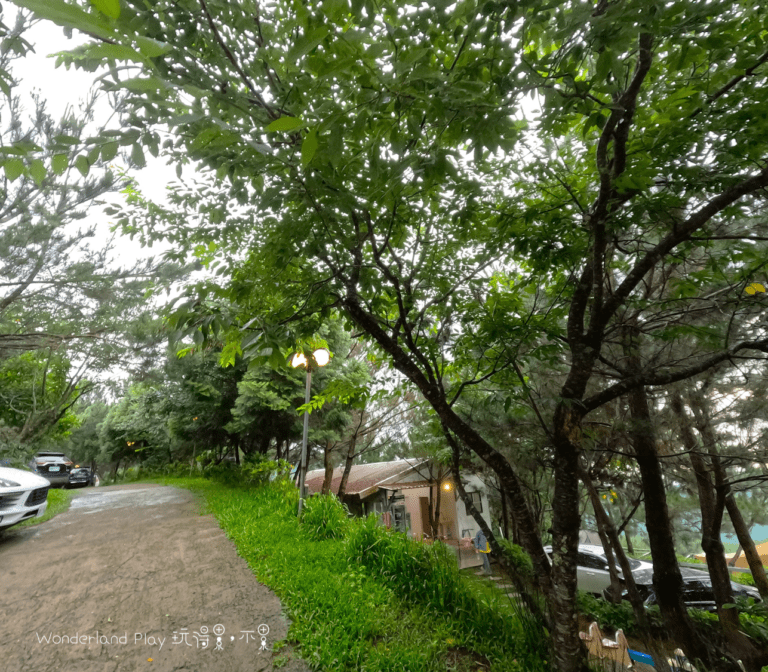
[0,467,50,530]
[544,543,655,596]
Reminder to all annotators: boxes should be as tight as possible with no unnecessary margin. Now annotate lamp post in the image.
[290,347,330,516]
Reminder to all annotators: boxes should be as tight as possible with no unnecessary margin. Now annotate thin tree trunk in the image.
[580,467,624,603]
[670,393,747,643]
[500,485,509,540]
[321,439,334,495]
[725,501,768,599]
[688,390,768,601]
[728,544,743,568]
[630,382,732,671]
[446,432,551,631]
[337,434,356,498]
[579,464,668,667]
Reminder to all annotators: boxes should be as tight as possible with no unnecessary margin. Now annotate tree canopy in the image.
[10,0,768,670]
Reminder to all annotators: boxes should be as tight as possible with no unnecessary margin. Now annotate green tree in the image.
[23,0,768,669]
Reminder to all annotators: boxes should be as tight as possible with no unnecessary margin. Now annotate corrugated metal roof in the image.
[380,480,437,490]
[305,460,425,498]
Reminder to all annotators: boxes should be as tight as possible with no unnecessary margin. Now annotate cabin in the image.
[304,459,493,569]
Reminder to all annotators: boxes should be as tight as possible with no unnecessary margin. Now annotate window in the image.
[468,491,483,513]
[577,552,609,571]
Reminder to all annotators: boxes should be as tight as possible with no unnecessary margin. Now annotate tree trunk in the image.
[725,500,768,600]
[687,390,768,601]
[630,383,734,671]
[321,438,334,495]
[728,544,743,568]
[446,435,551,630]
[343,294,553,592]
[625,531,634,554]
[579,464,668,666]
[581,468,624,603]
[670,393,740,628]
[500,485,509,540]
[337,434,356,499]
[550,401,590,672]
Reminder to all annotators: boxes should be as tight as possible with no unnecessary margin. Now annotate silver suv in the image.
[30,452,74,487]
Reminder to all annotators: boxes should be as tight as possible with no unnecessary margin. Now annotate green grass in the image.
[17,487,73,527]
[157,475,549,672]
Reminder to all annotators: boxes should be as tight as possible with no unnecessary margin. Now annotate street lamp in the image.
[290,347,330,516]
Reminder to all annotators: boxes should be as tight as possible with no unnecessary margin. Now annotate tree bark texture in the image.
[336,434,356,499]
[687,390,768,601]
[630,384,739,671]
[670,393,739,626]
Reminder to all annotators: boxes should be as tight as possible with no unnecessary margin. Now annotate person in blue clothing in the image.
[473,528,492,575]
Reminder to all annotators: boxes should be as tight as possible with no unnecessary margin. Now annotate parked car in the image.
[67,466,99,488]
[0,467,50,530]
[546,543,762,608]
[544,543,655,597]
[643,567,761,611]
[29,451,74,488]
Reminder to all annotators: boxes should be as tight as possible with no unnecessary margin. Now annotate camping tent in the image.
[694,540,768,569]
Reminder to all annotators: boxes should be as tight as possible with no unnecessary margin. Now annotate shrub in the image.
[732,572,757,587]
[345,515,551,669]
[300,493,350,540]
[498,539,535,582]
[577,591,637,634]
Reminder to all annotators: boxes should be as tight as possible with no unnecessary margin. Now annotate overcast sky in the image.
[21,18,173,203]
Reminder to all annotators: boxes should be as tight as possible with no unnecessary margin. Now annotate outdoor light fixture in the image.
[442,482,453,492]
[290,347,331,516]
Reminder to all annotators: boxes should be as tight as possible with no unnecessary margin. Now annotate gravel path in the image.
[0,483,311,672]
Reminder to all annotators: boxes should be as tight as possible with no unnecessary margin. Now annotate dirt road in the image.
[0,483,311,672]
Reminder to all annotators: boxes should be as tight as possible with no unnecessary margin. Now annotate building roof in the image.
[305,460,426,498]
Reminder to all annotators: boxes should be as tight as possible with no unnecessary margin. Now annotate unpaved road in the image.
[0,483,311,672]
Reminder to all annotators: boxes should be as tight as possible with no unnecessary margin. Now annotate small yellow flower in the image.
[446,638,455,645]
[148,659,154,663]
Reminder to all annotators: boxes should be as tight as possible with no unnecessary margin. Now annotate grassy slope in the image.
[161,476,546,672]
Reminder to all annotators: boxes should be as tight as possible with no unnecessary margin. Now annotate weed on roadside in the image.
[160,476,548,672]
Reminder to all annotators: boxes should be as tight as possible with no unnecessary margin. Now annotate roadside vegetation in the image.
[153,466,550,672]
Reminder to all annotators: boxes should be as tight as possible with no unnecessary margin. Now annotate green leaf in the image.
[301,129,318,166]
[90,0,120,20]
[60,42,143,63]
[134,36,171,58]
[52,154,68,175]
[101,141,119,162]
[29,159,47,185]
[3,158,25,181]
[267,117,303,132]
[595,49,612,82]
[74,155,90,176]
[121,76,167,93]
[14,0,117,42]
[130,143,146,168]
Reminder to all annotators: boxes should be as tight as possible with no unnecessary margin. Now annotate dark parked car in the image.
[67,467,99,489]
[643,566,761,611]
[30,452,74,487]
